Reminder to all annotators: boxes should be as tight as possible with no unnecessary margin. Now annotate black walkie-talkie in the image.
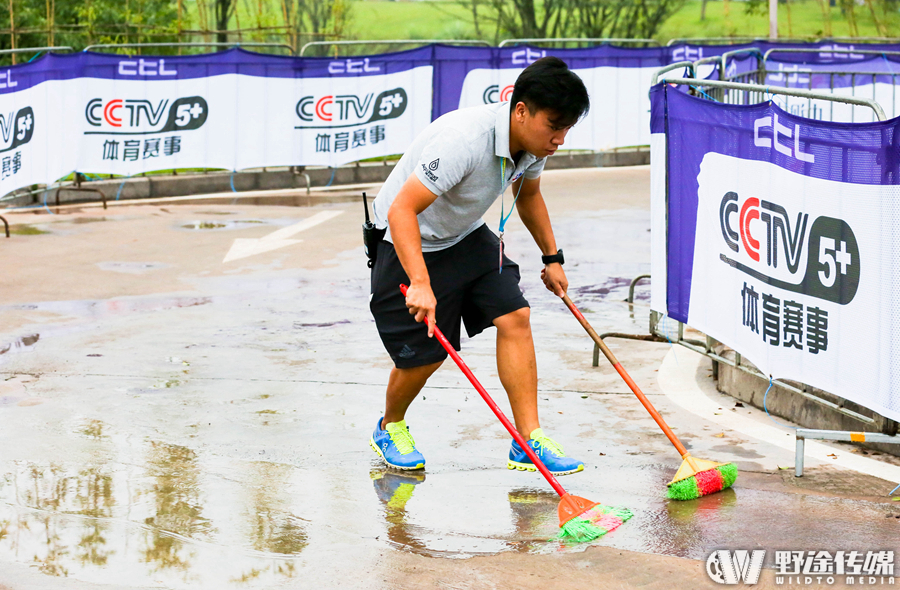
[362,192,386,268]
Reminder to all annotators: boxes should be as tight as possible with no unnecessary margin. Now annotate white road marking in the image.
[222,210,343,263]
[657,346,900,484]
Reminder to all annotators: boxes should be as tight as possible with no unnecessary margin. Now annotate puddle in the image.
[96,261,171,274]
[0,454,307,588]
[293,320,351,329]
[574,277,633,299]
[0,333,39,355]
[181,220,268,231]
[3,297,211,320]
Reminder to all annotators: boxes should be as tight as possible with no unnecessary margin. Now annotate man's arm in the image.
[513,176,568,297]
[387,173,440,337]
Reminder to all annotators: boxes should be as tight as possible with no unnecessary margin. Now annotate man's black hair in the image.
[509,56,590,127]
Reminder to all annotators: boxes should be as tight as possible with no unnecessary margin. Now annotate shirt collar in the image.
[495,102,539,168]
[494,102,513,161]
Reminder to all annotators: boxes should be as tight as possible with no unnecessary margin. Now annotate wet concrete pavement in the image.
[1,167,899,589]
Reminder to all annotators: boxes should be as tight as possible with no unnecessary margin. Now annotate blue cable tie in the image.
[689,84,717,102]
[324,167,336,187]
[230,170,237,193]
[115,176,130,201]
[42,189,55,215]
[763,375,797,430]
[890,483,900,496]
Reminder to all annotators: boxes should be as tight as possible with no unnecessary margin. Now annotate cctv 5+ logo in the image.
[0,107,33,153]
[85,96,208,134]
[482,85,514,104]
[719,191,859,305]
[295,88,407,128]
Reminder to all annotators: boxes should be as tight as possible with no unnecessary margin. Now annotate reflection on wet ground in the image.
[2,195,898,586]
[0,448,308,586]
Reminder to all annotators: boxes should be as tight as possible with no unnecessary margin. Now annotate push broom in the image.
[560,293,737,501]
[399,285,632,542]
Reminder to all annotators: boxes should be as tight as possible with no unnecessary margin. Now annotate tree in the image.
[460,0,685,43]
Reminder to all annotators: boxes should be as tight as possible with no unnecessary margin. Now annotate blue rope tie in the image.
[763,375,797,430]
[42,189,55,215]
[115,175,130,201]
[689,84,717,102]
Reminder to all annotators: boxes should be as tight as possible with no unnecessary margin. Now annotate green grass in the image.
[658,0,899,41]
[340,1,898,46]
[10,225,48,235]
[349,1,479,42]
[191,0,898,51]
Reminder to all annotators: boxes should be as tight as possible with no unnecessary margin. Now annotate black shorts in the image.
[370,224,530,369]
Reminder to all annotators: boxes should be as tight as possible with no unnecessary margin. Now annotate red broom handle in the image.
[561,294,690,458]
[400,284,568,498]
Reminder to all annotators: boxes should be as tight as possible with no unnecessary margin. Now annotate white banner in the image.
[0,50,434,198]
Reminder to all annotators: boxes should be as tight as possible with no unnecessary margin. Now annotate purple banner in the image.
[650,82,900,322]
[0,46,436,95]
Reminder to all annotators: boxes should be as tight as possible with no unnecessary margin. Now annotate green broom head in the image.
[667,462,738,501]
[557,504,634,543]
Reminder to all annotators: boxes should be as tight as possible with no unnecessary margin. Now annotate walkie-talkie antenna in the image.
[362,192,371,224]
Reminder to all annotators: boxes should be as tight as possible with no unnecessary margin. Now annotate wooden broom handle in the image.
[561,294,689,457]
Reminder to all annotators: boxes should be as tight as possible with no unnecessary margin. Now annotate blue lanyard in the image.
[498,157,524,274]
[499,157,524,234]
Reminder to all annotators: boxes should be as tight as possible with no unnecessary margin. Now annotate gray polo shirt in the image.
[373,102,546,252]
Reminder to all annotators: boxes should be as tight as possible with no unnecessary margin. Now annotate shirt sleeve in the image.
[524,156,546,180]
[413,128,474,196]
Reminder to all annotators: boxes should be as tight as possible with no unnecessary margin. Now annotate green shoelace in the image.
[532,434,565,458]
[386,422,417,455]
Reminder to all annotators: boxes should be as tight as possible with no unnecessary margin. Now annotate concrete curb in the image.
[2,149,649,209]
[659,347,900,483]
[716,355,900,456]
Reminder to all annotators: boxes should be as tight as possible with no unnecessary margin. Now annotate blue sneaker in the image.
[370,417,425,470]
[507,428,584,476]
[371,471,426,509]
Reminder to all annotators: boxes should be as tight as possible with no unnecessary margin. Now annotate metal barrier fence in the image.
[299,39,492,57]
[667,76,887,119]
[498,38,659,47]
[647,72,899,475]
[705,48,900,122]
[84,42,296,55]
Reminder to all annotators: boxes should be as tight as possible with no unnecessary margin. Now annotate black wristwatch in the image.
[542,249,564,266]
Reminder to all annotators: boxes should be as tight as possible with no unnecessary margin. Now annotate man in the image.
[368,56,590,475]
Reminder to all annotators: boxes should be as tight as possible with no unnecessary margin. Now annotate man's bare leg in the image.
[494,307,540,439]
[382,361,443,427]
